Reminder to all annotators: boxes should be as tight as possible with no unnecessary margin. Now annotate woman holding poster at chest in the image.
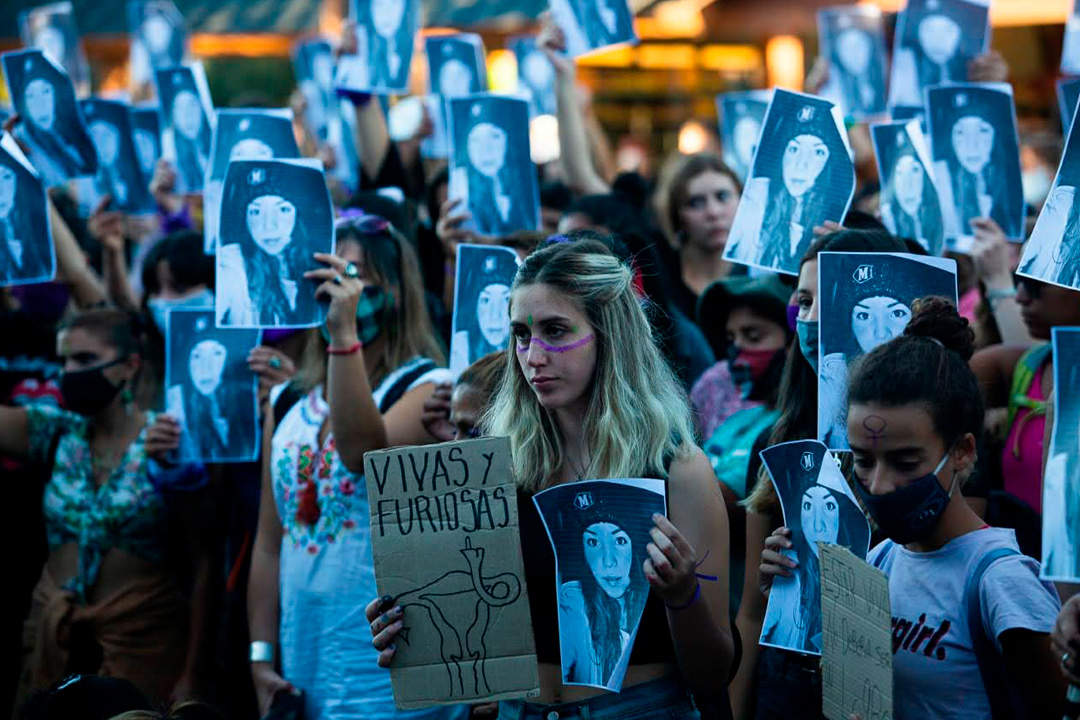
[761,298,1064,720]
[367,237,735,718]
[246,214,461,720]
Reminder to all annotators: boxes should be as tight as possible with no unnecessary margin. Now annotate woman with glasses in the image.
[246,212,464,720]
[971,278,1080,555]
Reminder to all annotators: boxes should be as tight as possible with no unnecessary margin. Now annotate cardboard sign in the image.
[363,437,540,709]
[820,542,893,720]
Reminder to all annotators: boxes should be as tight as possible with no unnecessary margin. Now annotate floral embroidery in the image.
[274,391,363,555]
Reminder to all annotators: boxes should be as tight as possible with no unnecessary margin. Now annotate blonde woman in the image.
[247,213,463,720]
[366,238,734,718]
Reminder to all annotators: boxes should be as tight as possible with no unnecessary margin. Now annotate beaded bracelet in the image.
[327,341,362,356]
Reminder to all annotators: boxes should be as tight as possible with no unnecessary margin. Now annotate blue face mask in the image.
[797,319,819,374]
[147,289,215,334]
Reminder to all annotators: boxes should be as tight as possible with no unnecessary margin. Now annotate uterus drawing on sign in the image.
[393,537,523,698]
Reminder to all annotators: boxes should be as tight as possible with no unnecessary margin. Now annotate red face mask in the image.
[730,347,780,382]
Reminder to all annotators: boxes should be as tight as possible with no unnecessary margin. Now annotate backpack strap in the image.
[965,545,1022,720]
[377,359,438,414]
[272,382,305,430]
[1006,343,1052,431]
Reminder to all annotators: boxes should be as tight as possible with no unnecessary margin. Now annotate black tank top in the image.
[517,485,677,666]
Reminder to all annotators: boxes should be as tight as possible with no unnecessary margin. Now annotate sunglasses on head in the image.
[335,208,391,234]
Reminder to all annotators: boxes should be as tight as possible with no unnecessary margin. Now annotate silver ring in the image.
[269,356,282,370]
[1064,652,1072,670]
[344,262,360,279]
[332,275,343,285]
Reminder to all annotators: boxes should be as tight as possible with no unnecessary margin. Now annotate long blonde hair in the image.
[484,239,695,492]
[293,221,445,393]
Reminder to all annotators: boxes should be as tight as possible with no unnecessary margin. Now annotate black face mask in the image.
[59,357,129,417]
[852,454,954,545]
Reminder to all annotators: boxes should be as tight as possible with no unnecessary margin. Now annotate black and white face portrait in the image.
[533,478,666,691]
[759,440,871,656]
[334,0,418,94]
[155,65,213,194]
[165,309,260,462]
[512,37,557,118]
[723,90,855,276]
[203,110,299,253]
[449,244,520,375]
[871,120,945,256]
[131,107,162,178]
[448,95,540,237]
[294,40,336,140]
[1,50,97,188]
[887,0,990,111]
[215,159,334,329]
[0,133,55,287]
[19,3,90,95]
[816,252,958,451]
[818,8,888,119]
[547,0,637,58]
[427,36,486,100]
[81,99,155,214]
[1041,328,1080,581]
[1019,106,1080,292]
[718,91,770,183]
[926,84,1024,250]
[128,2,187,91]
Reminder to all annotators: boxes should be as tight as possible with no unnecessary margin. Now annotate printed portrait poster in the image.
[292,38,360,193]
[19,1,91,98]
[450,244,520,376]
[817,252,958,452]
[533,478,667,691]
[165,308,260,463]
[723,89,855,276]
[887,0,991,116]
[1018,101,1080,293]
[78,99,155,215]
[131,104,163,184]
[926,83,1024,252]
[1042,328,1080,581]
[423,35,488,159]
[334,0,421,95]
[1,49,97,188]
[511,37,557,119]
[0,132,55,287]
[448,95,540,237]
[363,437,540,708]
[203,109,300,254]
[1058,77,1080,136]
[871,120,945,256]
[1065,0,1080,76]
[548,0,637,58]
[128,1,187,95]
[717,90,771,184]
[759,440,871,656]
[215,159,334,329]
[154,63,214,194]
[817,6,889,121]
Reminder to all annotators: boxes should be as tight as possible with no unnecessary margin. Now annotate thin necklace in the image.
[568,452,589,482]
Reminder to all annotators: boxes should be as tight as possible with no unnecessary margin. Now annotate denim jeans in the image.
[497,675,701,720]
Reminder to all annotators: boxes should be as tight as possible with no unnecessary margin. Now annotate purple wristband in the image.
[664,582,701,612]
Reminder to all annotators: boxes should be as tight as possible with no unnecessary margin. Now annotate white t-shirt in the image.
[867,527,1060,720]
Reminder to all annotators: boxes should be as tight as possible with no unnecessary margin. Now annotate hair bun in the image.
[903,296,975,361]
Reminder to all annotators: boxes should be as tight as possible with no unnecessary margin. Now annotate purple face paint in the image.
[786,304,799,332]
[516,334,595,354]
